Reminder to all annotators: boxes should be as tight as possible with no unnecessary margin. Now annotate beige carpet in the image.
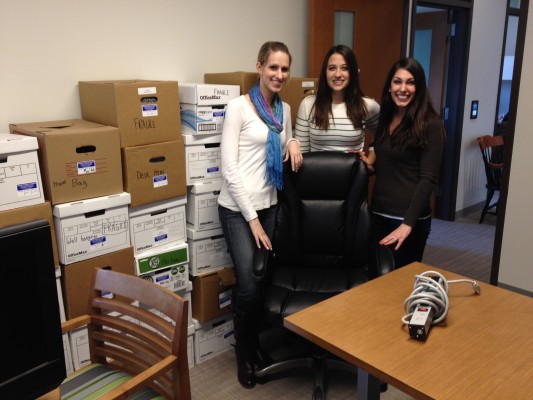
[190,348,413,400]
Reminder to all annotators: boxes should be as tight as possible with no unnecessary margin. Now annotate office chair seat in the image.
[60,363,164,400]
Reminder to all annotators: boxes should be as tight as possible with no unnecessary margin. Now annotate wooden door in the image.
[308,0,405,100]
[308,0,406,205]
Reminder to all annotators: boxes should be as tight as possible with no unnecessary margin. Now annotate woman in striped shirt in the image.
[294,45,379,168]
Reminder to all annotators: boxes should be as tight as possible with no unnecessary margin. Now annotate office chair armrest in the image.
[253,247,269,277]
[100,355,178,400]
[62,315,92,334]
[371,245,395,278]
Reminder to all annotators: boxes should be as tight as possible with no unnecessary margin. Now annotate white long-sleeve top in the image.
[294,95,380,152]
[218,95,292,222]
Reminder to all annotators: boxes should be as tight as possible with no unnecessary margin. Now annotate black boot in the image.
[233,314,256,389]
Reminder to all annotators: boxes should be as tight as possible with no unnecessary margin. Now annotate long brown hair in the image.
[374,57,443,148]
[313,45,368,130]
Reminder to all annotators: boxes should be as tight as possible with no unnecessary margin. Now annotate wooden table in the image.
[284,262,533,400]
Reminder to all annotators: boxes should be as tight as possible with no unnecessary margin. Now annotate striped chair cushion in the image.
[60,363,164,400]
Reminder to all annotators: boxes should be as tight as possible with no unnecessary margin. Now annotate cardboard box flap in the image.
[80,79,166,86]
[128,196,187,218]
[53,192,131,218]
[186,227,224,241]
[182,132,222,145]
[217,267,236,286]
[179,83,240,105]
[188,180,222,194]
[10,119,114,135]
[0,133,38,153]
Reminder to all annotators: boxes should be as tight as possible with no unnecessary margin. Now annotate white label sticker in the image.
[77,160,96,175]
[153,174,168,188]
[17,182,39,197]
[219,289,232,309]
[142,104,158,117]
[89,236,107,251]
[138,87,157,95]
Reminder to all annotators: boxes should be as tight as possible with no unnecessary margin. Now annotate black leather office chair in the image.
[252,151,394,400]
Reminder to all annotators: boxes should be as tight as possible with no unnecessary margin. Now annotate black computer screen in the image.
[0,219,66,400]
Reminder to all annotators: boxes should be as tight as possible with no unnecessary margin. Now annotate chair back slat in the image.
[82,268,191,400]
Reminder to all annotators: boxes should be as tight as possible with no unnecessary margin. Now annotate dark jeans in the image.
[218,205,277,316]
[371,213,431,268]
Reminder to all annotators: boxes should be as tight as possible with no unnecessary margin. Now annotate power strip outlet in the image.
[408,306,434,341]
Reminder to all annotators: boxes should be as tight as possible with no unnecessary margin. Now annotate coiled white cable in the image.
[402,270,481,325]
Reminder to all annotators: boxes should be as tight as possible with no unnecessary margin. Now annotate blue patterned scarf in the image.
[249,83,284,190]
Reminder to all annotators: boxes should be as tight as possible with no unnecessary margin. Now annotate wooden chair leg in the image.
[480,188,495,224]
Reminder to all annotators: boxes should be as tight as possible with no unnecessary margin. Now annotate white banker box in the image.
[193,315,235,364]
[183,133,222,185]
[129,197,187,255]
[0,133,45,211]
[53,192,131,265]
[179,83,239,135]
[186,180,221,232]
[187,227,232,276]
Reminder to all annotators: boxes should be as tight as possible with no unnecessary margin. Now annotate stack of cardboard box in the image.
[77,79,196,367]
[6,118,129,372]
[179,82,240,364]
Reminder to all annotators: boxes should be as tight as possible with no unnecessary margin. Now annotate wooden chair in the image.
[60,268,191,400]
[477,134,504,224]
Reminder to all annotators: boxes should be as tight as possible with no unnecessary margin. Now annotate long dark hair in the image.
[312,45,368,130]
[374,57,441,148]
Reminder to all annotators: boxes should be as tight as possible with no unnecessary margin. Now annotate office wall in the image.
[0,0,307,130]
[498,3,533,293]
[456,2,507,212]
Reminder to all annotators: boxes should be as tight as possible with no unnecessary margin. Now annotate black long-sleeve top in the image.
[371,117,445,227]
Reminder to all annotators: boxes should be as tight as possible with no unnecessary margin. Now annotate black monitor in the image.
[0,219,66,400]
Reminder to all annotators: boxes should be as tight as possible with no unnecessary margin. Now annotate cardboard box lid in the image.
[204,71,258,95]
[80,79,174,87]
[186,226,224,241]
[0,133,38,153]
[193,314,232,331]
[53,192,131,218]
[182,132,222,145]
[134,241,189,275]
[216,267,236,286]
[188,180,222,195]
[128,196,187,218]
[179,83,240,105]
[9,119,118,136]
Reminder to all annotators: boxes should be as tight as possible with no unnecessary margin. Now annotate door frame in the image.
[408,1,473,221]
[491,0,529,285]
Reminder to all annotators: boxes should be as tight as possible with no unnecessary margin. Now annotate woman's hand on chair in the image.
[285,139,303,172]
[249,218,272,250]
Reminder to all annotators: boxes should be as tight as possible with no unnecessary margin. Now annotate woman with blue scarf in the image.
[218,41,302,389]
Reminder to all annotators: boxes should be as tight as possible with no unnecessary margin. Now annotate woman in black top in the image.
[371,57,445,268]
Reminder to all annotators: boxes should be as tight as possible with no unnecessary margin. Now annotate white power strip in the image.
[402,270,481,340]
